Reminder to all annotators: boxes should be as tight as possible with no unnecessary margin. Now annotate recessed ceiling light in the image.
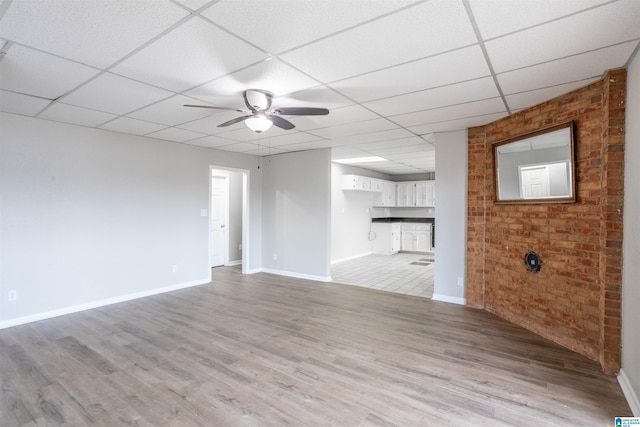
[334,156,387,164]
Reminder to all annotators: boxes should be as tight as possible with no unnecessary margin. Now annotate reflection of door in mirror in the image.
[493,121,575,204]
[520,165,550,199]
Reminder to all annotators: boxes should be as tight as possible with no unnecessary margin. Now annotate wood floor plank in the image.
[0,266,633,426]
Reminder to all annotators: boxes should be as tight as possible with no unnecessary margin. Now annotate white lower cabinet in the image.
[401,223,432,252]
[371,222,401,254]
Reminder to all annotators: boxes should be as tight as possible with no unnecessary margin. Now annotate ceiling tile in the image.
[182,134,237,148]
[254,131,325,148]
[99,117,167,136]
[0,0,188,68]
[128,95,217,126]
[408,112,508,135]
[246,147,288,157]
[278,140,334,152]
[0,44,99,99]
[497,42,637,95]
[184,59,320,104]
[112,17,268,92]
[289,104,379,131]
[173,0,212,11]
[331,146,372,159]
[63,73,174,115]
[485,0,640,73]
[0,90,50,116]
[330,45,490,102]
[178,111,246,135]
[356,136,428,151]
[505,79,600,111]
[202,0,416,54]
[329,128,417,146]
[215,142,261,153]
[147,127,207,143]
[310,118,398,139]
[280,0,477,82]
[468,0,610,40]
[390,97,507,127]
[370,144,432,156]
[277,86,355,110]
[39,103,116,127]
[365,77,500,117]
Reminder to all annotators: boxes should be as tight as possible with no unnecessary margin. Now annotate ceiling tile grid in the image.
[0,0,638,175]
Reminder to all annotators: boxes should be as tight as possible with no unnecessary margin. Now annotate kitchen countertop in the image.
[371,217,434,224]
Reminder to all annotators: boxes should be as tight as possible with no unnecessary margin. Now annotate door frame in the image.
[209,165,250,277]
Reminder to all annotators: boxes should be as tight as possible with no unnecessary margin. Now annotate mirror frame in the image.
[493,121,576,205]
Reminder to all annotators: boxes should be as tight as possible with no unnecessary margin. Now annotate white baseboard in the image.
[331,251,372,265]
[226,259,242,266]
[431,293,466,305]
[0,278,210,330]
[260,268,332,283]
[619,368,640,416]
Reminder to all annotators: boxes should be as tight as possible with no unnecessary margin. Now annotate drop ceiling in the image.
[1,0,638,175]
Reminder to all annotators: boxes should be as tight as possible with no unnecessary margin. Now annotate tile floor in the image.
[331,252,434,298]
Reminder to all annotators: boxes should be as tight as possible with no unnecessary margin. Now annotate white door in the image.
[520,165,551,199]
[210,175,228,267]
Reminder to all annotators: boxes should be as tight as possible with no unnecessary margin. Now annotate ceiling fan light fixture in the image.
[245,115,273,133]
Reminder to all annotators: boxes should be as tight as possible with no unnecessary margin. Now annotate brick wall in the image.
[466,69,626,374]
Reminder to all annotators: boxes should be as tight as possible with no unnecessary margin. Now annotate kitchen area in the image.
[331,166,436,298]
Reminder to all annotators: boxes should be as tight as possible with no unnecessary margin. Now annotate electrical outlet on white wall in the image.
[8,290,17,302]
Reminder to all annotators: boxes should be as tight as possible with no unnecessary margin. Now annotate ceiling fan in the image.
[184,89,329,133]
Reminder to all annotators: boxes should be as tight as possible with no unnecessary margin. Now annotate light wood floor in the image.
[1,266,631,426]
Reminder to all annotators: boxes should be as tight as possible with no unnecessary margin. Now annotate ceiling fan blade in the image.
[266,115,295,130]
[218,115,253,127]
[273,107,329,116]
[184,104,247,113]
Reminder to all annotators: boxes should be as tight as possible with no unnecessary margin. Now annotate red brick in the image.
[466,69,626,373]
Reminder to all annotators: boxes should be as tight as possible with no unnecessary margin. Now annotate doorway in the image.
[210,167,249,275]
[210,172,229,267]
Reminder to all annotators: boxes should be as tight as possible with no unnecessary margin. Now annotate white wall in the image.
[0,113,262,326]
[433,130,467,305]
[622,54,640,414]
[331,163,390,263]
[261,149,332,281]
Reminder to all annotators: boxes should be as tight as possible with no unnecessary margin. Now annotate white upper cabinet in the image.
[342,174,384,192]
[370,178,384,192]
[396,182,415,207]
[342,174,434,207]
[373,180,396,206]
[416,180,435,207]
[396,181,435,207]
[342,174,370,191]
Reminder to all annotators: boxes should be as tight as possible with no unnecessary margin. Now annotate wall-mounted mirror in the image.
[493,121,576,204]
